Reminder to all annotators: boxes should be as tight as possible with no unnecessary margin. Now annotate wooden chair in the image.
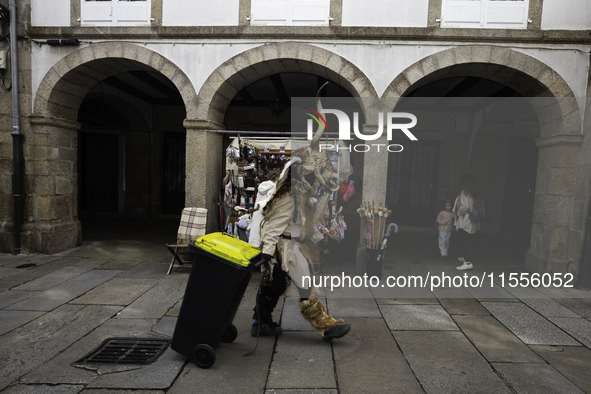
[166,207,207,275]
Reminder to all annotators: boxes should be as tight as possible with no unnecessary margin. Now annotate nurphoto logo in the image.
[304,107,419,153]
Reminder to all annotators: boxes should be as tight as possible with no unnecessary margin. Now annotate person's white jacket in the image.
[248,180,276,248]
[454,191,480,234]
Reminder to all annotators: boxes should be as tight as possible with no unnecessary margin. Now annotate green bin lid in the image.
[193,232,261,267]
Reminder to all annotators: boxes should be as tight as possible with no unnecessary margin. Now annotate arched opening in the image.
[386,63,555,270]
[28,45,197,254]
[222,69,365,267]
[77,70,186,218]
[225,72,354,132]
[390,74,539,232]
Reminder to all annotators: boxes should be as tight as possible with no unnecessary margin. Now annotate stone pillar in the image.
[24,116,82,254]
[525,134,585,274]
[356,128,390,275]
[184,119,225,234]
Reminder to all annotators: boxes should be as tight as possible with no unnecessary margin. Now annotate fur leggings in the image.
[253,264,342,336]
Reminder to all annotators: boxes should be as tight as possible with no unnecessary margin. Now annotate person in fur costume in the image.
[251,86,351,341]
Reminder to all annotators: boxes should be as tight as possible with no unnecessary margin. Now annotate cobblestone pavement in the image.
[1,217,590,393]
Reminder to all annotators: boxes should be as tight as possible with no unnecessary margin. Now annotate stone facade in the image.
[0,1,589,282]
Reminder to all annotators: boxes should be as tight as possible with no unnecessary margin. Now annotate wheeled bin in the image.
[170,232,262,369]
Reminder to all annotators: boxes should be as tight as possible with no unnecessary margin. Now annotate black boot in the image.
[322,323,351,341]
[251,320,283,337]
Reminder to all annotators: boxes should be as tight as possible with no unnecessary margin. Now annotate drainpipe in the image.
[10,0,23,254]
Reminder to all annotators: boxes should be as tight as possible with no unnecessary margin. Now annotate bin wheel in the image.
[222,324,238,343]
[192,344,216,369]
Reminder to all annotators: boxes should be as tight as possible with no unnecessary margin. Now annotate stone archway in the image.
[25,43,198,253]
[383,45,585,276]
[185,42,378,235]
[196,42,378,125]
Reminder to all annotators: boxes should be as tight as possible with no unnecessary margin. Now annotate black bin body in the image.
[171,234,260,367]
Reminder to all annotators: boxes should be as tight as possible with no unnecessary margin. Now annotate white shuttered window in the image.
[251,0,330,26]
[81,0,151,26]
[442,0,529,29]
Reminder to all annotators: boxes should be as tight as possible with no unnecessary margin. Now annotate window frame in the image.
[441,0,530,29]
[80,0,151,27]
[250,0,330,26]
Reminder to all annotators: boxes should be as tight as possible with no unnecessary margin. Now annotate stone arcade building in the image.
[0,0,589,283]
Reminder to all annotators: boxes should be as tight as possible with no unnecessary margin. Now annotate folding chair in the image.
[166,207,207,275]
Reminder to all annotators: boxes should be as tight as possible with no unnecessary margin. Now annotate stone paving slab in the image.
[96,259,145,270]
[118,274,188,319]
[465,283,518,301]
[548,317,591,348]
[374,297,440,305]
[21,318,161,385]
[432,286,474,299]
[0,267,22,279]
[0,253,29,267]
[62,242,169,262]
[152,316,177,337]
[239,284,260,311]
[520,298,580,318]
[0,304,120,391]
[282,297,322,331]
[0,280,24,292]
[380,305,458,330]
[0,254,62,269]
[74,258,112,268]
[536,286,591,299]
[266,390,337,394]
[530,345,591,393]
[166,299,182,317]
[324,285,375,299]
[452,315,544,363]
[0,310,45,336]
[325,297,381,318]
[12,265,95,291]
[394,331,512,394]
[2,384,84,394]
[369,283,436,300]
[438,297,491,315]
[6,270,123,311]
[82,391,164,394]
[85,347,186,390]
[504,284,546,299]
[167,311,275,394]
[333,317,423,394]
[555,298,591,318]
[70,277,159,306]
[0,290,39,309]
[492,363,585,394]
[1,256,82,284]
[116,262,170,279]
[266,331,336,390]
[482,302,581,346]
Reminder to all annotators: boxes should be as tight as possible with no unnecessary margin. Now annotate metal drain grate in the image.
[76,338,170,365]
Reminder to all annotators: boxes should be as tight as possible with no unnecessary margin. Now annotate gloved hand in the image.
[254,253,273,269]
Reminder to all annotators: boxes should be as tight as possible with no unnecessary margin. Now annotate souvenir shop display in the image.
[222,138,293,242]
[222,137,357,248]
